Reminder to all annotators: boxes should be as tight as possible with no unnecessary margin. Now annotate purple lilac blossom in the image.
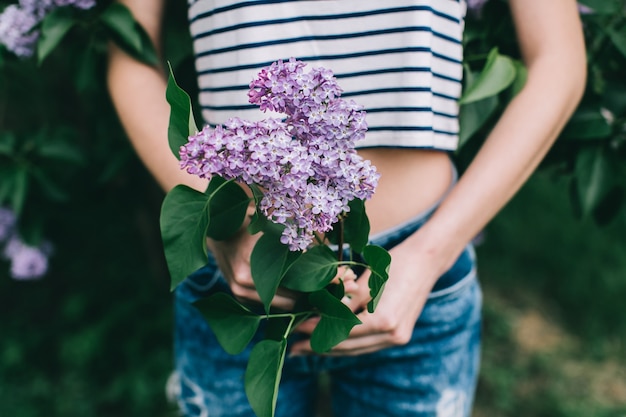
[466,0,489,17]
[577,3,593,14]
[180,58,380,251]
[0,0,95,57]
[0,207,17,242]
[2,235,51,280]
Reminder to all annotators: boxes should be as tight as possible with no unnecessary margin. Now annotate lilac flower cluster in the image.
[577,3,593,14]
[466,0,489,17]
[0,0,95,57]
[180,58,380,250]
[0,207,51,280]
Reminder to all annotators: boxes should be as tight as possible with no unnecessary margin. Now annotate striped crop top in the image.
[187,0,467,150]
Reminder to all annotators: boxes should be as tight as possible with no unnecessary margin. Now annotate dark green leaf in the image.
[11,167,29,217]
[601,80,626,115]
[247,184,268,235]
[100,3,158,66]
[36,141,85,165]
[251,230,301,314]
[326,281,345,300]
[308,290,361,353]
[362,245,391,313]
[574,146,614,217]
[0,133,16,155]
[166,63,198,159]
[592,186,624,226]
[264,316,293,342]
[578,0,621,14]
[160,185,210,290]
[607,26,626,60]
[0,167,14,205]
[280,245,337,292]
[193,293,261,354]
[460,48,516,105]
[205,176,249,241]
[561,107,612,140]
[75,44,99,93]
[38,7,76,64]
[324,200,369,252]
[245,339,287,417]
[30,168,69,202]
[342,199,370,254]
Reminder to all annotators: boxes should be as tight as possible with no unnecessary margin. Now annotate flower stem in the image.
[337,218,344,263]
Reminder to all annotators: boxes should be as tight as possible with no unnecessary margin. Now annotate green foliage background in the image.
[0,0,625,415]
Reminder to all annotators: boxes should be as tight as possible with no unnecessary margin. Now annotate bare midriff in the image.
[358,148,453,235]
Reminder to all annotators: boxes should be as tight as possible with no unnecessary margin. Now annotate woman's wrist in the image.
[402,218,468,283]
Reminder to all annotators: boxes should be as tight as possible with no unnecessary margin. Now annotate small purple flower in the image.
[54,0,96,10]
[0,207,17,242]
[466,0,489,17]
[181,58,380,250]
[577,3,593,14]
[2,235,52,280]
[0,0,96,57]
[0,4,39,57]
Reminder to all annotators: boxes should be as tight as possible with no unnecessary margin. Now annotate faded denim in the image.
[173,202,482,417]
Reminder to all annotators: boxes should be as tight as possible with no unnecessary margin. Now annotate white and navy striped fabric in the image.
[187,0,466,150]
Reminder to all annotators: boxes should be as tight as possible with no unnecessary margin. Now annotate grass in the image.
[474,171,626,416]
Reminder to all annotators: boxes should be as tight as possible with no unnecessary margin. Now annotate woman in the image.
[107,1,586,416]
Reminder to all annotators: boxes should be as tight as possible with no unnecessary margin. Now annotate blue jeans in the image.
[174,206,482,417]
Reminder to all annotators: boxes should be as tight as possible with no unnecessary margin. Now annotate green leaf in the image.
[342,199,370,254]
[11,167,29,217]
[160,185,210,290]
[362,245,391,313]
[510,60,528,97]
[37,7,76,64]
[0,167,13,205]
[30,167,69,202]
[308,290,361,353]
[166,63,198,159]
[458,95,498,147]
[602,81,626,116]
[193,293,261,354]
[578,0,621,14]
[0,132,16,155]
[204,176,249,241]
[36,140,85,165]
[460,48,516,105]
[250,229,301,313]
[592,187,624,226]
[607,26,626,60]
[247,184,268,235]
[280,245,337,292]
[100,3,158,66]
[574,146,614,217]
[263,316,293,342]
[75,44,99,94]
[561,107,612,140]
[245,339,287,417]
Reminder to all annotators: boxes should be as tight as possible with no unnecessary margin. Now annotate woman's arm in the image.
[292,0,587,355]
[107,1,298,308]
[107,0,207,192]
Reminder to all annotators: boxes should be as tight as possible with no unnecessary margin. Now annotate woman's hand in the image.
[206,209,299,310]
[291,232,445,356]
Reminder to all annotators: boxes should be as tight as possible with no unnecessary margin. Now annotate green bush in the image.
[0,0,625,415]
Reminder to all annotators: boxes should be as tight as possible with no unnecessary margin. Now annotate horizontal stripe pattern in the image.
[188,0,466,150]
